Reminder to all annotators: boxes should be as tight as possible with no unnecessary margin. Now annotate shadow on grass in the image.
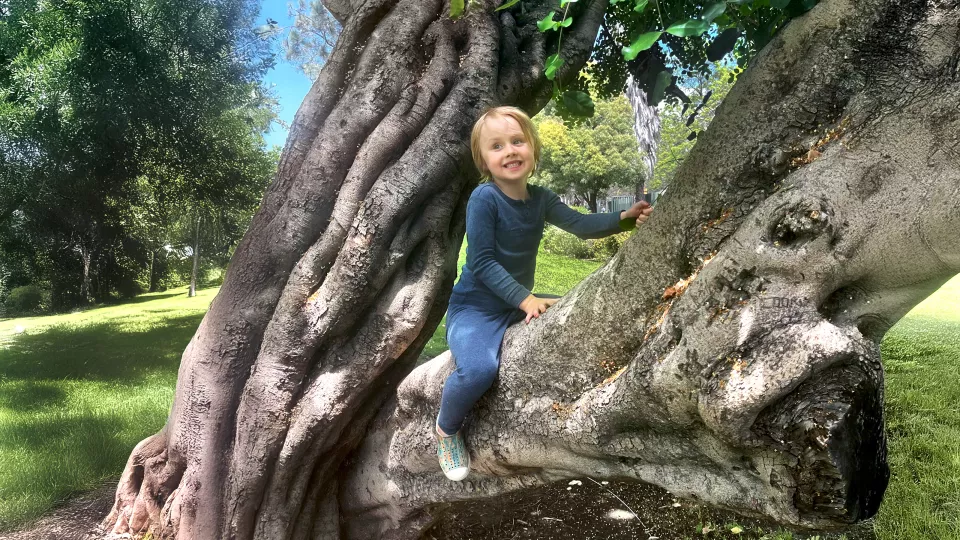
[883,315,960,347]
[98,291,184,306]
[0,381,67,412]
[0,313,204,382]
[0,297,197,530]
[0,411,144,531]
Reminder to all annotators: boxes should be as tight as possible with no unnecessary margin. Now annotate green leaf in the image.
[450,0,465,18]
[494,0,519,11]
[665,19,709,37]
[650,69,672,105]
[561,90,595,117]
[771,0,791,8]
[544,54,564,80]
[537,11,558,32]
[609,0,624,4]
[633,0,648,13]
[559,17,573,27]
[559,0,578,6]
[619,217,637,231]
[798,0,818,10]
[621,31,662,61]
[702,2,726,22]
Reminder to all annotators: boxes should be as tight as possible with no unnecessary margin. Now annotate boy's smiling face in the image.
[477,115,534,186]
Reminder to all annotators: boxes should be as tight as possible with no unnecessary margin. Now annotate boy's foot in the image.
[436,425,470,481]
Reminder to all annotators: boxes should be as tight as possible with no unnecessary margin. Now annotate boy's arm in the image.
[466,194,532,308]
[544,189,623,239]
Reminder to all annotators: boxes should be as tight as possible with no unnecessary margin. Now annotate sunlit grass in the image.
[0,288,218,529]
[874,276,960,539]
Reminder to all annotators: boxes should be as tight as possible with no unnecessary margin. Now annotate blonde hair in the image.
[470,106,541,179]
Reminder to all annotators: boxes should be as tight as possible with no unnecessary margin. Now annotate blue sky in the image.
[258,1,315,150]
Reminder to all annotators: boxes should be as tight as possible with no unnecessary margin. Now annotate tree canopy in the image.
[584,0,817,103]
[0,0,279,309]
[283,0,340,80]
[468,0,821,122]
[652,62,736,189]
[535,95,646,211]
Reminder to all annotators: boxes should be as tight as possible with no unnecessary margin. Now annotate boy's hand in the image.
[519,295,560,324]
[620,201,654,228]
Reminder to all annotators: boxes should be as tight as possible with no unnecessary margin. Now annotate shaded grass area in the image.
[0,288,217,530]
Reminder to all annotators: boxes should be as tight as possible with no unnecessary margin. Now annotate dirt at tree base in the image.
[425,479,877,540]
[0,478,876,539]
[0,480,115,540]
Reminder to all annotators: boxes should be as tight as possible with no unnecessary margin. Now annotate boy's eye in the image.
[492,143,502,150]
[513,139,524,145]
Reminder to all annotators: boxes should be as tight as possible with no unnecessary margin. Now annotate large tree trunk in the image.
[103,0,603,538]
[105,0,960,538]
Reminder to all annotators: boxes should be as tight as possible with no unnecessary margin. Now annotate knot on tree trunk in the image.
[767,199,835,248]
[754,362,889,524]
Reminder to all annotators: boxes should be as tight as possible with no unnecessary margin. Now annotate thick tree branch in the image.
[320,0,354,25]
[339,0,960,536]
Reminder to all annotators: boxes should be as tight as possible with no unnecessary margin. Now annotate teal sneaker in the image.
[436,426,470,481]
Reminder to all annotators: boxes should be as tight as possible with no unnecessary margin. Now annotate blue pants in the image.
[436,293,557,434]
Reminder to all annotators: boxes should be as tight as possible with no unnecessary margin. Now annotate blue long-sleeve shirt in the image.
[451,183,623,309]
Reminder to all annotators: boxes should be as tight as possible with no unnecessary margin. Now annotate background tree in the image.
[536,95,646,212]
[652,63,736,190]
[0,0,278,310]
[283,0,341,80]
[103,1,960,539]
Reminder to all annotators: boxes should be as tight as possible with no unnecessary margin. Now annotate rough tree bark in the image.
[104,0,601,537]
[104,0,960,538]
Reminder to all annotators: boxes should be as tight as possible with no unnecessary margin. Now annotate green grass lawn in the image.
[0,287,217,530]
[0,259,957,538]
[874,276,960,539]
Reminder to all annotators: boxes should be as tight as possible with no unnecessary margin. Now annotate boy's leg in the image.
[437,308,515,435]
